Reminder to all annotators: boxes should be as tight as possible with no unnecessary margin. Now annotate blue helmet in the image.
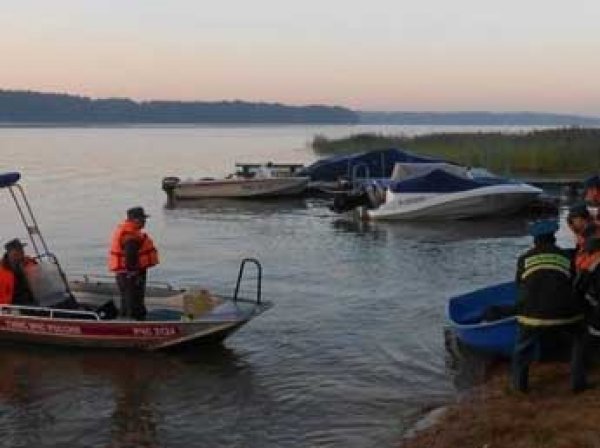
[528,219,559,237]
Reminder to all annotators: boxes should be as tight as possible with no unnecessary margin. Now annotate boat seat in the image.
[25,261,72,307]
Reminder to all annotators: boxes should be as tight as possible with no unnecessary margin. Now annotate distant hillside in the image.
[358,111,600,126]
[0,90,358,124]
[3,90,599,126]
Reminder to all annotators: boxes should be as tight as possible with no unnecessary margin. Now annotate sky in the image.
[1,0,600,115]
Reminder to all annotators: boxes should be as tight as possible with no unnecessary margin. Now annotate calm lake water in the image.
[0,125,577,447]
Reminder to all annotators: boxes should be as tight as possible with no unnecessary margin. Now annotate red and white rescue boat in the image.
[0,171,272,351]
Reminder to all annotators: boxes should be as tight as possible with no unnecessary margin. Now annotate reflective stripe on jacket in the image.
[517,314,583,326]
[108,220,159,272]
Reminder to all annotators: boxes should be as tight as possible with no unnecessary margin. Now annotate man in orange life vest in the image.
[567,202,595,269]
[108,207,159,320]
[0,238,37,306]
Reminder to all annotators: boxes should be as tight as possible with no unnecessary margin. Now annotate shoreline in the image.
[399,362,600,447]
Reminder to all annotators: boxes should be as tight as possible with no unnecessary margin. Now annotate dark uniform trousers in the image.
[116,270,147,321]
[512,322,587,392]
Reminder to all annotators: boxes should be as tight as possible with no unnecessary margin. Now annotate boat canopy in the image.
[0,172,21,188]
[298,148,446,182]
[387,169,509,193]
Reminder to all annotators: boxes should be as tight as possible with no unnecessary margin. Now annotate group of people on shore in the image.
[513,175,600,393]
[0,206,159,321]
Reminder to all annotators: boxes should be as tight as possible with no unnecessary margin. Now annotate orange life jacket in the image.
[576,249,600,273]
[0,257,37,305]
[0,265,14,305]
[108,220,159,272]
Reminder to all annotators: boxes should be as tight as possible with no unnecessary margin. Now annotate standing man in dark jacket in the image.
[512,219,588,393]
[108,207,159,320]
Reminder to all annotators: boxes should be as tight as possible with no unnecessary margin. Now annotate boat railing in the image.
[69,272,177,291]
[0,304,101,320]
[233,258,262,304]
[351,163,371,189]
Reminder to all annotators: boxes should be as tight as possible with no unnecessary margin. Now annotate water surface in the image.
[0,125,572,447]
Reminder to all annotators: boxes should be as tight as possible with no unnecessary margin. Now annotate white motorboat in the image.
[332,163,543,221]
[162,163,309,201]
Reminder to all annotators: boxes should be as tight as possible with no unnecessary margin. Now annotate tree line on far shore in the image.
[0,90,358,124]
[311,128,600,176]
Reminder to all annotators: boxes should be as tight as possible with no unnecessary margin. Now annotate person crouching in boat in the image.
[0,238,38,306]
[512,219,588,393]
[108,207,159,321]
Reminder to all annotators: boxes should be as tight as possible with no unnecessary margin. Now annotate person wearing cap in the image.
[108,207,159,320]
[512,219,588,393]
[0,238,38,306]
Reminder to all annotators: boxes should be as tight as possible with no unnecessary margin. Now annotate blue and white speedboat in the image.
[358,163,542,220]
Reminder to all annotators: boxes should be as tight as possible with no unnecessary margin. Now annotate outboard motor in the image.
[162,176,180,207]
[364,183,385,208]
[329,189,371,214]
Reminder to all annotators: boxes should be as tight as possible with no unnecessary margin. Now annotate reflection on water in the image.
[109,359,159,448]
[0,344,250,448]
[165,197,309,217]
[331,216,530,243]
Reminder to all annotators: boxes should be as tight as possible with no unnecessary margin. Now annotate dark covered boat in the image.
[299,148,444,186]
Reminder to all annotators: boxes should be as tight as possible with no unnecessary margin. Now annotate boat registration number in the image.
[132,326,177,337]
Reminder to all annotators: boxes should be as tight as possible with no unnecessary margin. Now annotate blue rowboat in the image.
[446,281,517,357]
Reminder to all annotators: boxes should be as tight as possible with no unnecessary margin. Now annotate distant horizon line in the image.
[2,88,598,119]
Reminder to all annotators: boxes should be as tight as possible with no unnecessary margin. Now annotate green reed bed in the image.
[311,127,600,177]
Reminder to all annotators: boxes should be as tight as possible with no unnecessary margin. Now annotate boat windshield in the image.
[390,162,468,181]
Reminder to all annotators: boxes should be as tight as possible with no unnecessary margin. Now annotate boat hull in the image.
[0,315,235,350]
[172,177,309,199]
[447,281,517,357]
[367,184,542,220]
[0,279,272,351]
